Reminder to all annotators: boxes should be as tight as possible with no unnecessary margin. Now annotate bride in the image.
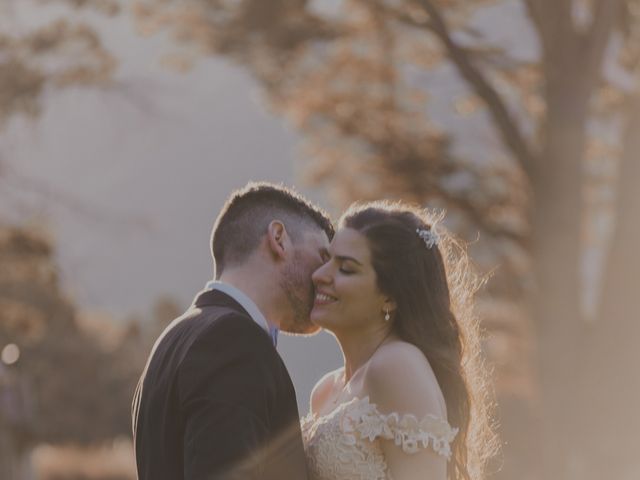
[302,202,496,480]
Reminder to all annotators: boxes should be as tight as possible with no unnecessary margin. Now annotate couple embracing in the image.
[132,182,494,480]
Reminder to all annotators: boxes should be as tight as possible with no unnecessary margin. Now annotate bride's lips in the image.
[314,291,338,307]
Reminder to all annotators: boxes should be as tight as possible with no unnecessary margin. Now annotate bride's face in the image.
[311,228,387,332]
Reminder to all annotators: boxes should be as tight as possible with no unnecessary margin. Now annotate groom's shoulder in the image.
[151,302,271,367]
[182,303,270,346]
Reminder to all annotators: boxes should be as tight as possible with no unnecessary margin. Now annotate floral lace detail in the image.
[301,396,458,480]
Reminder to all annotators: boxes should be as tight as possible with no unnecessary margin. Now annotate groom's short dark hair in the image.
[211,182,334,275]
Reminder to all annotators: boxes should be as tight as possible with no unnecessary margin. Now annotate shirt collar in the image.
[204,280,278,346]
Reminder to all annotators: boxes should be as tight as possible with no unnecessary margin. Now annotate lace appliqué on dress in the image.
[301,396,458,480]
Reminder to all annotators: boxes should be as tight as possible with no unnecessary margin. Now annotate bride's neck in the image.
[336,327,394,382]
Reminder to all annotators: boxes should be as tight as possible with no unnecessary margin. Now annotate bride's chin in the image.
[310,312,331,328]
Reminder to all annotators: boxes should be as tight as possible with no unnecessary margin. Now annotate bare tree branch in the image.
[522,0,546,40]
[432,183,529,246]
[523,0,573,56]
[416,0,536,177]
[316,107,528,245]
[582,0,623,81]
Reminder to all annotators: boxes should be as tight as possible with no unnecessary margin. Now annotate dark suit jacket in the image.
[132,289,309,480]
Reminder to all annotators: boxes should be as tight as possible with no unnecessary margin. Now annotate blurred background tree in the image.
[0,0,121,464]
[0,0,118,127]
[131,0,640,478]
[0,222,182,479]
[0,0,119,214]
[0,226,135,444]
[0,2,183,478]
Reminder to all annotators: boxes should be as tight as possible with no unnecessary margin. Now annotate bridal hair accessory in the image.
[416,227,439,249]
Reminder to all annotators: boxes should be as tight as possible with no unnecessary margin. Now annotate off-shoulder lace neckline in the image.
[303,395,458,460]
[307,395,448,424]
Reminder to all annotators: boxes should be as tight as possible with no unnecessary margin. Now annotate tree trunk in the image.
[581,98,640,479]
[533,55,592,480]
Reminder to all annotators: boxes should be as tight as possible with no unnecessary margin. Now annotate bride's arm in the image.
[363,342,450,480]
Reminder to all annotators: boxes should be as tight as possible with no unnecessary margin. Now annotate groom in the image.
[132,182,333,480]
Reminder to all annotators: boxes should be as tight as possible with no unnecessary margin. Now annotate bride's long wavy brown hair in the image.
[341,201,498,480]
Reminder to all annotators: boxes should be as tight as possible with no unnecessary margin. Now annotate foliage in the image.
[0,223,182,449]
[0,225,133,444]
[0,0,118,127]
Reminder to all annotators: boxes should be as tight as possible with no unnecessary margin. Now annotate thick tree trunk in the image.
[581,99,640,478]
[533,56,592,480]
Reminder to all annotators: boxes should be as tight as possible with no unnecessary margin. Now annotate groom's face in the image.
[279,228,331,334]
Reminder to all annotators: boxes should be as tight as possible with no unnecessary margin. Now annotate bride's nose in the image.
[312,262,332,286]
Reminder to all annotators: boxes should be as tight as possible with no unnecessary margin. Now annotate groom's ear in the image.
[266,220,291,261]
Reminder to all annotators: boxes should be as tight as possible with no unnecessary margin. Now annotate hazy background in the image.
[1,0,343,418]
[1,1,638,479]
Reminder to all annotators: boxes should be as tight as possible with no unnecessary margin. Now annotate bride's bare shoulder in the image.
[310,367,344,413]
[370,340,431,373]
[364,340,447,417]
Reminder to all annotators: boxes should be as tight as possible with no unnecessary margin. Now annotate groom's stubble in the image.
[280,247,320,335]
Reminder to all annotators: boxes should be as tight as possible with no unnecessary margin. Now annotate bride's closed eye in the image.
[338,262,355,274]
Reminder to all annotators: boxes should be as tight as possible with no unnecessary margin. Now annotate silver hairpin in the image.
[416,228,439,249]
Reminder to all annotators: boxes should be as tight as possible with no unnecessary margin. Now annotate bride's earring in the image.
[384,308,390,322]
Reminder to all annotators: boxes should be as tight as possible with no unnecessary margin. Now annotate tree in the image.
[0,225,138,445]
[132,0,640,477]
[0,1,128,451]
[0,224,188,480]
[581,93,640,480]
[0,0,118,127]
[0,0,120,222]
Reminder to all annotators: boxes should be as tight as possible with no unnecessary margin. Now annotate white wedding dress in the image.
[301,395,458,480]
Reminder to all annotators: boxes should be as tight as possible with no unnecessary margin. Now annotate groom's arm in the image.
[178,314,276,480]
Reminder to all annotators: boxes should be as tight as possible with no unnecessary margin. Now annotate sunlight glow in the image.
[1,343,21,365]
